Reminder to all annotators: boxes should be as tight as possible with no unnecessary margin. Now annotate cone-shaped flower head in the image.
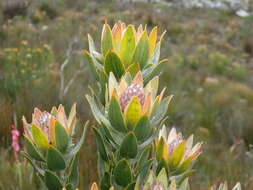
[140,169,189,190]
[22,104,87,190]
[84,21,167,83]
[22,104,77,152]
[106,72,172,132]
[120,83,145,111]
[156,126,202,175]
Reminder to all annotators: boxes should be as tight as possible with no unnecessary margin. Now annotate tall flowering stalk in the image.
[84,21,167,104]
[85,22,202,190]
[156,126,202,178]
[22,21,203,190]
[10,125,21,161]
[22,104,87,190]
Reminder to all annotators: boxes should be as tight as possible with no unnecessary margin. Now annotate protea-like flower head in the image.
[84,21,168,104]
[23,104,77,151]
[156,126,202,176]
[22,104,87,190]
[86,72,172,167]
[140,169,190,190]
[120,83,145,111]
[105,72,172,132]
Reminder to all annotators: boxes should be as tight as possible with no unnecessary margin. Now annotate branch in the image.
[63,68,87,97]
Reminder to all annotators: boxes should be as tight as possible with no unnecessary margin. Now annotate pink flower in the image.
[10,125,20,152]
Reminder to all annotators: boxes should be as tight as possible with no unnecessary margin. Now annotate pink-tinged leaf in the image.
[56,104,68,129]
[119,78,128,96]
[49,118,56,146]
[143,93,152,115]
[158,88,168,103]
[145,76,159,99]
[108,72,119,99]
[136,25,144,42]
[112,22,125,53]
[112,88,119,99]
[90,183,99,190]
[132,71,143,86]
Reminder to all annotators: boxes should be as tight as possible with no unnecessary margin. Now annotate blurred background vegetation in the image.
[1,0,253,189]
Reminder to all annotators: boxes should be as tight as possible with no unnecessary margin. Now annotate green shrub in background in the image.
[0,41,54,101]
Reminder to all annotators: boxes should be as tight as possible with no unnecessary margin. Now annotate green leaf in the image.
[68,154,79,188]
[55,121,69,152]
[88,34,104,63]
[67,103,77,136]
[114,159,132,187]
[120,25,136,67]
[138,159,153,183]
[156,138,168,163]
[132,31,149,69]
[157,168,168,189]
[84,51,99,80]
[67,122,88,157]
[150,95,173,126]
[86,95,110,126]
[134,116,151,142]
[98,70,109,105]
[21,151,44,177]
[100,122,118,147]
[137,146,151,171]
[65,183,74,190]
[88,34,97,53]
[24,135,45,162]
[175,154,197,175]
[124,96,142,129]
[93,127,109,161]
[101,24,114,56]
[143,59,168,85]
[46,146,66,171]
[177,171,195,186]
[100,172,111,190]
[105,51,125,80]
[125,182,136,190]
[169,142,186,169]
[31,124,49,150]
[126,62,140,78]
[120,132,138,159]
[108,96,127,133]
[44,170,63,190]
[156,159,168,176]
[178,178,189,190]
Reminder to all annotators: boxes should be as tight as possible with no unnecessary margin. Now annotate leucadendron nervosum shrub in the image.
[22,21,241,190]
